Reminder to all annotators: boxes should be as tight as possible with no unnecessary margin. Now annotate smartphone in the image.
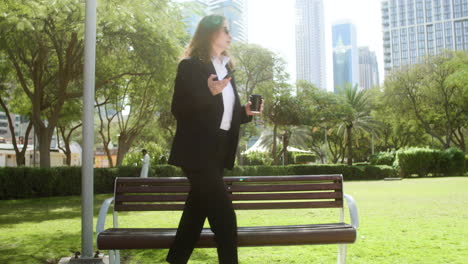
[224,69,236,79]
[214,70,236,81]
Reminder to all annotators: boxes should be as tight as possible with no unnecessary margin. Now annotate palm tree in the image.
[257,125,312,165]
[336,83,377,165]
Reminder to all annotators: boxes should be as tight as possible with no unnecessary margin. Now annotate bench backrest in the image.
[113,175,344,212]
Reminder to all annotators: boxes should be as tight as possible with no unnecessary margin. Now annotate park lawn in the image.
[0,177,467,264]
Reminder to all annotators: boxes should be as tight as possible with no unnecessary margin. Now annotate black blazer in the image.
[168,57,251,169]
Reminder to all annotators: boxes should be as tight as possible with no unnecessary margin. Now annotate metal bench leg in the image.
[115,250,121,264]
[337,244,347,264]
[109,250,115,264]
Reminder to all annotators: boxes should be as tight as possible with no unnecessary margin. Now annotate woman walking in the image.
[166,15,262,264]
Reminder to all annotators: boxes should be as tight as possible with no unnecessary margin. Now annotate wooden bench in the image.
[96,174,359,264]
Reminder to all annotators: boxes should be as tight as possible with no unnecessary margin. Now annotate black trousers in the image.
[166,130,238,264]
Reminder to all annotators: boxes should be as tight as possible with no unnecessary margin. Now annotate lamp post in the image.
[76,0,103,263]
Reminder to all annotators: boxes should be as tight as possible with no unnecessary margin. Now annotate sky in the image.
[247,0,384,91]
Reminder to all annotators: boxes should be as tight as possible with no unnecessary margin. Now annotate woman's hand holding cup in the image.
[246,94,263,116]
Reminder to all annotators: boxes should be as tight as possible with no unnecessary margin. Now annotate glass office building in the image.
[359,47,380,90]
[332,22,359,93]
[182,0,247,43]
[208,0,248,42]
[381,0,468,74]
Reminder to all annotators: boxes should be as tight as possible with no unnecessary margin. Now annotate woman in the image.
[166,15,262,264]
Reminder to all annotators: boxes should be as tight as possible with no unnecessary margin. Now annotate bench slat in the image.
[97,223,356,249]
[115,192,342,203]
[116,186,191,193]
[227,183,341,192]
[115,201,342,211]
[114,175,343,184]
[116,183,341,194]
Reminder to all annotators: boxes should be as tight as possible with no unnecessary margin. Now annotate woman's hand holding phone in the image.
[208,74,231,96]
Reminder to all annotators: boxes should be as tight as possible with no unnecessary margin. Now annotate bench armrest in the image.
[343,194,359,229]
[96,197,115,236]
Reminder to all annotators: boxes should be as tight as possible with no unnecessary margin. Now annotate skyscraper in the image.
[295,0,327,90]
[332,21,359,93]
[381,0,468,74]
[181,0,247,42]
[181,0,209,36]
[208,0,248,42]
[359,47,380,90]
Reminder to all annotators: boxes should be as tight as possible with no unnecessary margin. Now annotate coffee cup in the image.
[249,94,262,113]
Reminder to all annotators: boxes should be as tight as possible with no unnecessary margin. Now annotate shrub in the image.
[435,148,465,176]
[241,151,272,166]
[395,147,436,177]
[370,151,396,166]
[294,154,316,164]
[364,165,397,179]
[0,164,397,199]
[394,147,465,177]
[122,142,169,170]
[466,155,468,173]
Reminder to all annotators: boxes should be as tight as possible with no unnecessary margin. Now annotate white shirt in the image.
[211,56,235,131]
[140,153,150,178]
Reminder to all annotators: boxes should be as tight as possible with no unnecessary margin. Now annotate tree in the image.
[336,83,376,165]
[383,51,467,151]
[296,80,349,163]
[56,98,82,166]
[0,0,85,167]
[94,0,186,166]
[0,51,33,166]
[368,86,427,151]
[254,54,300,165]
[230,43,275,102]
[229,43,277,164]
[0,0,187,167]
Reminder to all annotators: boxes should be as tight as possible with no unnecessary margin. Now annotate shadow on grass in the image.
[0,231,81,264]
[0,194,112,226]
[0,231,212,264]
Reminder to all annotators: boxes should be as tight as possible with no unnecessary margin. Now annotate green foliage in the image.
[436,147,465,176]
[370,151,396,166]
[225,164,395,180]
[395,148,437,177]
[0,0,187,167]
[242,151,272,166]
[229,43,276,102]
[294,154,316,164]
[123,142,169,169]
[395,147,465,177]
[0,166,140,199]
[382,51,468,150]
[0,164,397,199]
[466,155,468,172]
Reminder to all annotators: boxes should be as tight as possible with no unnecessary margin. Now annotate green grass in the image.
[1,177,467,264]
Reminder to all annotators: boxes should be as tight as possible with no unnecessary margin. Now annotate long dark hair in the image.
[184,15,231,65]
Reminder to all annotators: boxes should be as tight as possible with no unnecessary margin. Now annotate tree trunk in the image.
[103,140,114,167]
[16,122,34,166]
[116,132,138,166]
[283,131,290,165]
[347,125,353,165]
[37,127,53,167]
[0,96,33,166]
[272,124,278,165]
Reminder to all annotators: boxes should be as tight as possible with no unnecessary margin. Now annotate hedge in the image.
[395,147,465,177]
[369,151,396,166]
[294,154,316,164]
[0,164,398,199]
